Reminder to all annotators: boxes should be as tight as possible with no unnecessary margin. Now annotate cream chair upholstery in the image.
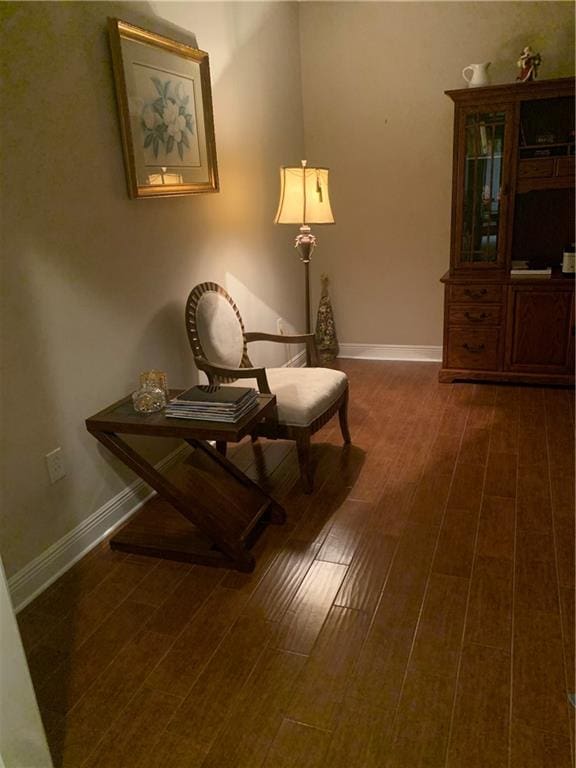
[186,282,351,493]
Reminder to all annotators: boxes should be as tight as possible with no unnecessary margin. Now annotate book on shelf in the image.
[510,262,552,278]
[165,385,259,422]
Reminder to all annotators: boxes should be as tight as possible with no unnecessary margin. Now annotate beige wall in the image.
[299,2,575,347]
[0,1,305,576]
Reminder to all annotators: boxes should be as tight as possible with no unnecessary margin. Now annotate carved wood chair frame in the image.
[185,282,351,492]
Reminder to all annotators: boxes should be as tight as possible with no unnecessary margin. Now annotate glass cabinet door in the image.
[456,105,513,268]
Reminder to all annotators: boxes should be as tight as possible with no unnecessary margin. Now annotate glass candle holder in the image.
[132,382,166,413]
[140,370,168,398]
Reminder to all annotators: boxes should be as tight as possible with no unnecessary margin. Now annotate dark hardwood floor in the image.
[16,360,575,767]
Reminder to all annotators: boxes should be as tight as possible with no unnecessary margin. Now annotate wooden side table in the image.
[85,391,285,572]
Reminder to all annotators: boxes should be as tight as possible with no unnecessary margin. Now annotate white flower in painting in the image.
[163,99,179,126]
[167,114,186,144]
[142,104,158,130]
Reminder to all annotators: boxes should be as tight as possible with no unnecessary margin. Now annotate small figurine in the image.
[516,46,541,81]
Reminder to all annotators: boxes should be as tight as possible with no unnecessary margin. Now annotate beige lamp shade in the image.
[274,164,334,225]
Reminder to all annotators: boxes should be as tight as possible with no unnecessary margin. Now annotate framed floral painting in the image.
[108,19,219,198]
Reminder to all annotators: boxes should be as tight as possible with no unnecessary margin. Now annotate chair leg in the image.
[216,441,227,456]
[339,388,352,444]
[295,431,314,494]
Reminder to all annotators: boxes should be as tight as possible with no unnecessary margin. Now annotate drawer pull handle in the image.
[464,311,489,322]
[463,343,485,354]
[464,288,488,299]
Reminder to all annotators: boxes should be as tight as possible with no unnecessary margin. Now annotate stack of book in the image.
[165,385,259,422]
[510,261,552,278]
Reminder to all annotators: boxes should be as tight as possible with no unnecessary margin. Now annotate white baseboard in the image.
[285,349,307,368]
[9,445,188,613]
[338,343,442,362]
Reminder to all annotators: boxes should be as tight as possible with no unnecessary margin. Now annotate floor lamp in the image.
[274,160,334,334]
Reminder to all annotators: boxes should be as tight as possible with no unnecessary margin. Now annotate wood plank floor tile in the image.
[408,573,469,678]
[515,527,559,614]
[315,499,371,565]
[484,451,517,499]
[16,607,62,654]
[243,539,319,623]
[262,720,330,768]
[512,608,571,737]
[145,565,224,636]
[28,544,128,621]
[201,649,307,768]
[433,507,479,578]
[66,630,172,734]
[145,586,250,697]
[445,463,485,511]
[274,560,348,655]
[425,431,462,475]
[370,481,419,537]
[387,670,456,768]
[446,644,511,768]
[549,469,575,515]
[554,514,575,589]
[407,473,453,529]
[165,615,274,750]
[466,403,495,431]
[465,555,513,650]
[518,424,549,467]
[458,426,490,466]
[490,409,519,455]
[559,586,575,691]
[39,707,102,768]
[476,496,515,561]
[125,559,192,607]
[42,557,157,653]
[350,522,439,707]
[136,731,207,768]
[37,600,153,715]
[516,464,554,533]
[510,720,573,768]
[334,530,397,615]
[323,696,394,768]
[83,687,183,768]
[285,606,370,730]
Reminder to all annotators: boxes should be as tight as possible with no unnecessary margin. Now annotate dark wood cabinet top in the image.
[445,77,575,103]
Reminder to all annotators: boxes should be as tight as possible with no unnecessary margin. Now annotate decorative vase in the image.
[315,274,339,366]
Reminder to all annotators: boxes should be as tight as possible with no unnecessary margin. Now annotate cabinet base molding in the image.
[439,368,574,386]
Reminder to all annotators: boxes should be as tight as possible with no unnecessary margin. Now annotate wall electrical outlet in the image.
[276,318,285,335]
[45,447,66,484]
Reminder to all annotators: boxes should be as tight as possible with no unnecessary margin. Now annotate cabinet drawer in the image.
[446,328,500,370]
[518,158,555,178]
[556,156,575,177]
[448,305,502,326]
[449,284,502,304]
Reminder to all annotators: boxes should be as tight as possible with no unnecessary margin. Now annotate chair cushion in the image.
[231,367,348,427]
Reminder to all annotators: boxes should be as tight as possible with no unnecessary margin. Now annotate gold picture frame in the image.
[108,18,219,198]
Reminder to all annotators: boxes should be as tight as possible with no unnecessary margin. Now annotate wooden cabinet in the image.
[440,78,575,385]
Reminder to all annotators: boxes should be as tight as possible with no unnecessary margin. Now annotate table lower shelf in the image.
[108,445,284,572]
[110,497,276,570]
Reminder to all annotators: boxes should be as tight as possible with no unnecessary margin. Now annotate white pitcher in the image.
[462,62,491,87]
